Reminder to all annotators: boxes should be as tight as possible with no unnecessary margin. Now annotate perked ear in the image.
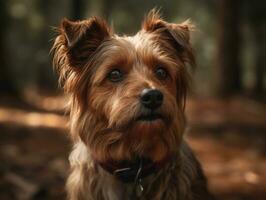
[53,17,111,70]
[142,9,195,66]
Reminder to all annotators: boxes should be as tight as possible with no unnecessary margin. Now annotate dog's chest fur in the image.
[67,142,212,200]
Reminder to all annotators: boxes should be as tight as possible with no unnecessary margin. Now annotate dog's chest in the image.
[99,167,142,200]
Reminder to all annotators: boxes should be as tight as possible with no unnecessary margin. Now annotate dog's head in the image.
[52,10,194,163]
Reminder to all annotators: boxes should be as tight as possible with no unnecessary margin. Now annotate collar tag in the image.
[135,178,144,197]
[133,158,144,197]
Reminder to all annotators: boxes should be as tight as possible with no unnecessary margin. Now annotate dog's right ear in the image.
[52,17,111,71]
[142,9,195,66]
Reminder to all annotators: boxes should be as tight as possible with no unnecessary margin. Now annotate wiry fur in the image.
[52,9,214,200]
[66,142,211,200]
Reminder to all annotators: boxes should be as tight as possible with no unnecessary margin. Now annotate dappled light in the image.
[0,107,67,129]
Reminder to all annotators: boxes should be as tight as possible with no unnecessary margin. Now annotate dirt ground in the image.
[0,94,265,200]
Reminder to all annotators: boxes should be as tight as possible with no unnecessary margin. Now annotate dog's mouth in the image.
[136,113,164,122]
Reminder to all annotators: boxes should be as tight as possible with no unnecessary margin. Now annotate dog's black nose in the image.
[140,89,163,109]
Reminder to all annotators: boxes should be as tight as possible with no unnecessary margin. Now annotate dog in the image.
[52,9,215,200]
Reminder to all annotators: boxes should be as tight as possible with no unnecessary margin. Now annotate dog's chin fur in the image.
[73,111,184,164]
[52,9,214,200]
[70,97,186,163]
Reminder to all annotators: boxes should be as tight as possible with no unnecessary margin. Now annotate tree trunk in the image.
[71,0,84,20]
[248,1,266,97]
[0,1,18,96]
[216,0,242,96]
[253,26,265,96]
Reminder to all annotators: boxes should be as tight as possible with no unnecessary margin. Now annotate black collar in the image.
[96,156,170,183]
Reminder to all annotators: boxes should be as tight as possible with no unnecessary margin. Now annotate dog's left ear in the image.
[52,17,111,86]
[52,17,111,74]
[58,17,111,68]
[142,10,195,66]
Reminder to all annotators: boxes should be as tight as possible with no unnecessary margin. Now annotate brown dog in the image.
[52,10,214,200]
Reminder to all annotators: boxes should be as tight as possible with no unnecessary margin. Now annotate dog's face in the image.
[52,11,194,163]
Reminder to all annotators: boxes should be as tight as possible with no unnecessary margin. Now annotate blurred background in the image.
[0,0,265,199]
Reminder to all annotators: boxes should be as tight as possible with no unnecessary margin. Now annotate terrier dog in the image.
[52,10,214,200]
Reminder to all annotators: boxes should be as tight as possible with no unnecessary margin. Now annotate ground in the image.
[0,94,265,200]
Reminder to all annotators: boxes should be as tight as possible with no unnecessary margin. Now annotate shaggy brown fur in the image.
[52,10,215,200]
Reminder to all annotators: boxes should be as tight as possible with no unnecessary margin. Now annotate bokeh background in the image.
[0,0,265,199]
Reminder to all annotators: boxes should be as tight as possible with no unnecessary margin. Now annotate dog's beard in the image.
[76,101,185,163]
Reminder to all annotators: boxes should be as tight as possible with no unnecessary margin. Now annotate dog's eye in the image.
[108,69,123,82]
[155,67,168,80]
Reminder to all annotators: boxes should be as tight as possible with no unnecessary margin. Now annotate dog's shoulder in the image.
[179,141,216,200]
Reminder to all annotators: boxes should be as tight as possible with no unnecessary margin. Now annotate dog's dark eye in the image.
[155,67,168,80]
[108,69,123,82]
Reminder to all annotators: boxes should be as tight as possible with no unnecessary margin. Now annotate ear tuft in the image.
[142,9,165,31]
[169,19,195,45]
[61,18,86,48]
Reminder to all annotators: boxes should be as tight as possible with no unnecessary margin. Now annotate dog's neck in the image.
[94,155,176,199]
[95,156,172,183]
[67,141,208,200]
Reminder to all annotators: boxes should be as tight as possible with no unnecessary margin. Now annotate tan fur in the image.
[52,10,214,200]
